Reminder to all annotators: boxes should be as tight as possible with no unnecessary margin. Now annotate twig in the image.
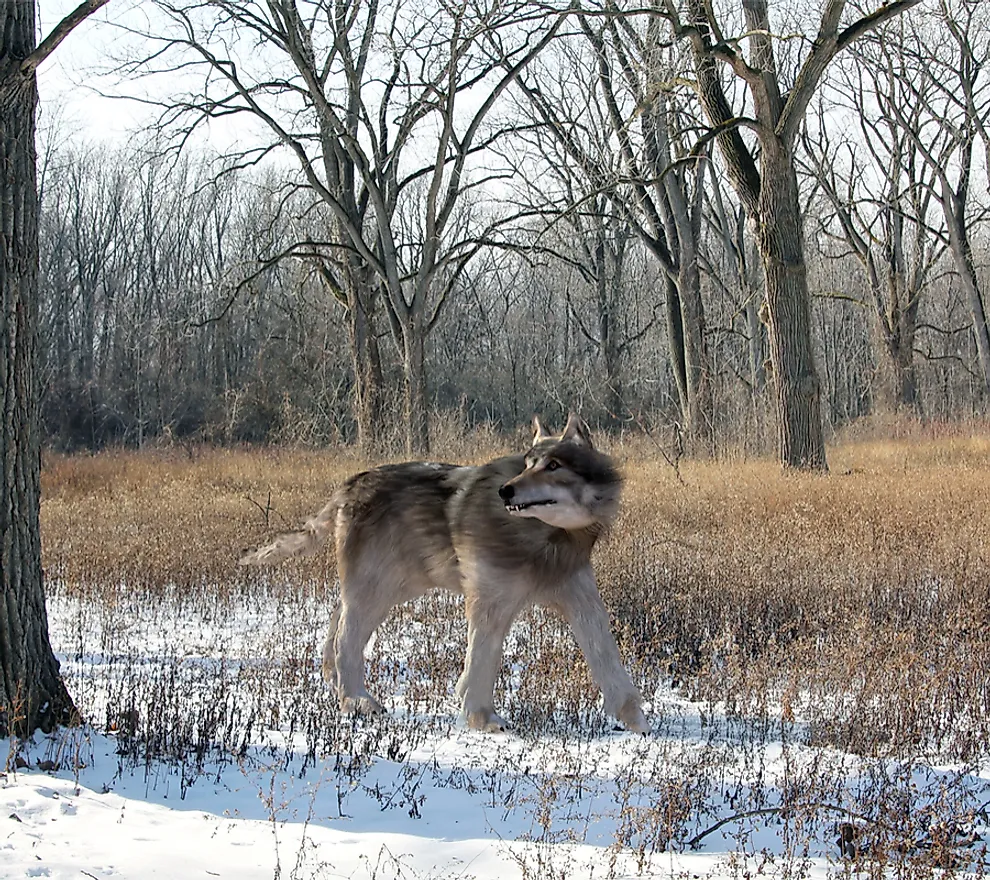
[583,378,687,485]
[244,491,273,529]
[625,408,686,486]
[687,802,874,849]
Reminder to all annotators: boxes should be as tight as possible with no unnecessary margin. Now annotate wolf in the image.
[240,414,648,734]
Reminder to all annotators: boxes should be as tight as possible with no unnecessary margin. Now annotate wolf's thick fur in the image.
[241,414,648,733]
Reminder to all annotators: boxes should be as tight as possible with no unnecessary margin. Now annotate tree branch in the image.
[21,0,111,75]
[778,0,924,146]
[836,0,925,54]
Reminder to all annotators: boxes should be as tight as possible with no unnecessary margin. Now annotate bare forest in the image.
[37,0,990,457]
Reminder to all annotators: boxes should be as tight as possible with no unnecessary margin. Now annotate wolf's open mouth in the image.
[505,500,557,512]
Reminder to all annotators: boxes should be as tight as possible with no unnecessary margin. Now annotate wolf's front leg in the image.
[458,595,523,732]
[555,568,650,734]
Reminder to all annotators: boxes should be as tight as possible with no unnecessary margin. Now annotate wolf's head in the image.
[498,414,622,531]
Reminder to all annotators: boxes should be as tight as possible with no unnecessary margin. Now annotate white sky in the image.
[36,0,253,155]
[38,1,147,143]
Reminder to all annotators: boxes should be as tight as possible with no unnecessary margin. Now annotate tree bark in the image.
[663,276,689,424]
[343,265,384,454]
[889,339,919,413]
[875,266,921,413]
[347,296,383,453]
[756,145,827,470]
[677,241,713,453]
[943,202,990,394]
[1,0,78,736]
[402,323,430,455]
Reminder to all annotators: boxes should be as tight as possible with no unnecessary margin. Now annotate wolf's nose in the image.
[498,483,514,501]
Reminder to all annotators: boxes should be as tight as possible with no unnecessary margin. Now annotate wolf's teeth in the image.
[505,500,557,512]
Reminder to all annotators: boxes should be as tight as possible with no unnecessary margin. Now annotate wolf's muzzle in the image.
[499,481,557,513]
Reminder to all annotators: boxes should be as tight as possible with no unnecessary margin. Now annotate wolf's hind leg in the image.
[334,595,392,716]
[321,602,343,687]
[555,570,650,734]
[458,597,523,732]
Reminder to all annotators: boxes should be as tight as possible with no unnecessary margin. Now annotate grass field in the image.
[40,426,990,759]
[19,423,990,878]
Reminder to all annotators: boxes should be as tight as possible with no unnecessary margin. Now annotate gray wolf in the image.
[240,414,648,734]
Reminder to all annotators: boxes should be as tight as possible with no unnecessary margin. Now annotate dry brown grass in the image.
[604,433,990,758]
[42,446,362,591]
[41,427,990,760]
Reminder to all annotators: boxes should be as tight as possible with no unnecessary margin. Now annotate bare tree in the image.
[1,0,110,737]
[505,6,715,448]
[493,90,658,425]
[665,0,922,469]
[879,0,990,396]
[122,0,563,453]
[801,46,945,414]
[561,199,639,421]
[701,159,767,420]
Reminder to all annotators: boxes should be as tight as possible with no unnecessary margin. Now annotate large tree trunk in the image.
[890,340,919,413]
[756,146,827,471]
[945,224,990,394]
[875,315,920,414]
[865,206,922,415]
[318,255,385,453]
[402,325,429,455]
[875,279,921,414]
[1,0,78,736]
[346,286,383,454]
[679,0,924,471]
[677,245,713,453]
[663,276,689,427]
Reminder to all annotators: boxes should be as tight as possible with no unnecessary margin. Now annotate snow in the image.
[3,582,989,880]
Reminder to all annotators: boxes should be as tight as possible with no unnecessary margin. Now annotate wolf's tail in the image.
[239,494,340,566]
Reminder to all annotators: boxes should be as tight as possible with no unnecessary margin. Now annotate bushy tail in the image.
[239,495,340,566]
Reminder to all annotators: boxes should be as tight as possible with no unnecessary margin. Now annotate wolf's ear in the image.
[561,413,593,448]
[532,415,553,444]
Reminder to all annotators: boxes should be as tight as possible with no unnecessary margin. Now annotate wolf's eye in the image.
[545,460,560,471]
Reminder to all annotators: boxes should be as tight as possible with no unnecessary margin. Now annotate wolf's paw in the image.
[340,694,385,716]
[617,697,651,735]
[466,708,510,733]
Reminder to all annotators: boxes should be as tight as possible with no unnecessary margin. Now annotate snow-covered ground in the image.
[3,581,988,879]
